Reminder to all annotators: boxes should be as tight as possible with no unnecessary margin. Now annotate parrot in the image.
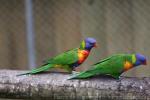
[17,37,97,76]
[68,53,147,79]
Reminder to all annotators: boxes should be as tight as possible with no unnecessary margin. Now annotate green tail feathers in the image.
[68,71,94,79]
[16,64,54,76]
[68,67,100,79]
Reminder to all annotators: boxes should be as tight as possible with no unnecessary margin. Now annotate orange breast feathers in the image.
[124,61,133,71]
[78,49,90,64]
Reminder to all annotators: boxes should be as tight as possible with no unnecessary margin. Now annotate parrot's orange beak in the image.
[143,61,147,65]
[94,43,97,48]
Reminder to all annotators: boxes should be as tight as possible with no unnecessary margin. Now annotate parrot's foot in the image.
[116,76,123,82]
[72,71,80,74]
[66,71,79,80]
[67,73,77,80]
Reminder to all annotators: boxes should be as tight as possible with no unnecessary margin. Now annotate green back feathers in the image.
[45,48,78,65]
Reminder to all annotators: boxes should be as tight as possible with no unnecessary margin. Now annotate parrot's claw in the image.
[67,76,73,80]
[67,71,79,80]
[115,76,123,82]
[72,71,80,75]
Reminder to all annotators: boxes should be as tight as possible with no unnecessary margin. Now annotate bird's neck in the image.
[79,48,91,52]
[123,54,135,71]
[79,46,91,51]
[79,41,85,50]
[79,41,92,51]
[132,54,136,64]
[132,54,140,67]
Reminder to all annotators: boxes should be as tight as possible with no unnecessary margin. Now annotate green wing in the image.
[44,48,78,65]
[17,48,79,76]
[95,54,125,78]
[69,54,126,79]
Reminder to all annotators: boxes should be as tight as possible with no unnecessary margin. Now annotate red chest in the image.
[78,50,90,64]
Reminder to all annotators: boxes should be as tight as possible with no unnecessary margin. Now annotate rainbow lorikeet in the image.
[17,37,97,76]
[68,53,147,79]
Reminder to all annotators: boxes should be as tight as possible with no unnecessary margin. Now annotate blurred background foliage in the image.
[0,0,149,77]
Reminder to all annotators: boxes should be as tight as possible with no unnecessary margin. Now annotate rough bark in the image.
[0,70,149,100]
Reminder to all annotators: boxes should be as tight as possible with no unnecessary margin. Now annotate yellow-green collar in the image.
[132,54,136,64]
[80,40,85,50]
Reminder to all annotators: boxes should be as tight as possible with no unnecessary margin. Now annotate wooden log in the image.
[0,70,149,99]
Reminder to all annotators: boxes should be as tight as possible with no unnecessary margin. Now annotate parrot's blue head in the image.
[84,37,97,51]
[80,37,97,50]
[134,53,147,66]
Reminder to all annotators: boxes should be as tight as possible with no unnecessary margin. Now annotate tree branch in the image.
[0,70,149,99]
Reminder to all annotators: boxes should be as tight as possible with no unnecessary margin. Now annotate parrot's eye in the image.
[90,42,94,45]
[90,42,93,44]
